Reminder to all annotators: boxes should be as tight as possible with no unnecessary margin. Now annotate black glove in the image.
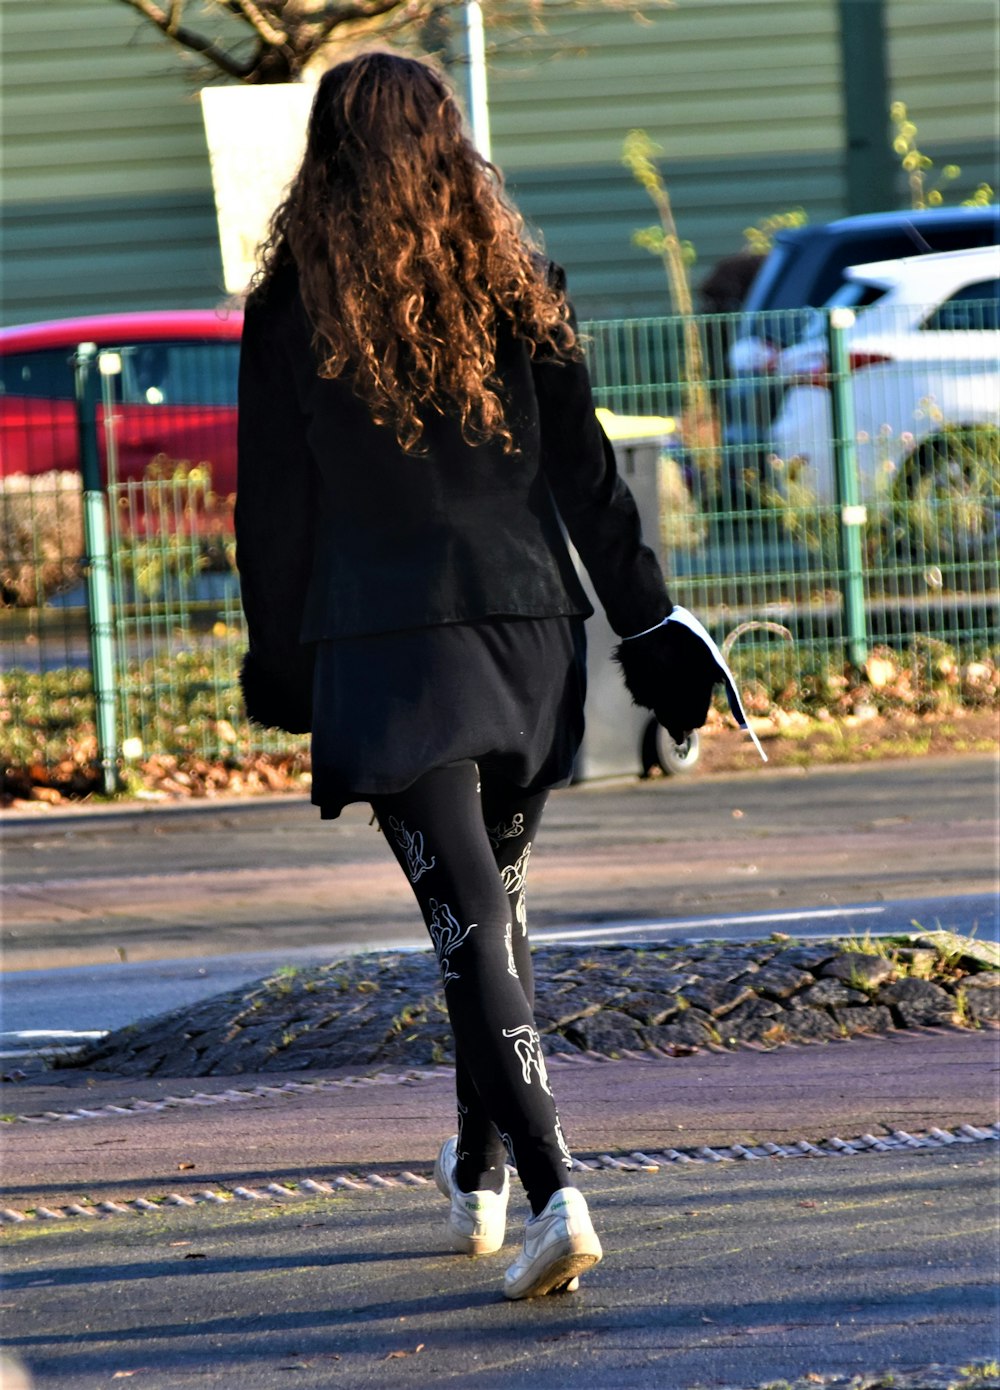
[614,617,722,744]
[239,646,315,735]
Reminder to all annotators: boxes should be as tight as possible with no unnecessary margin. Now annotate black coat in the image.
[235,263,670,732]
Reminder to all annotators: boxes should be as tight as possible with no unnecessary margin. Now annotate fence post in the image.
[826,307,869,672]
[74,343,120,796]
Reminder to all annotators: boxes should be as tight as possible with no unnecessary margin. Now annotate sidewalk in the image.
[3,1032,998,1390]
[2,1030,996,1210]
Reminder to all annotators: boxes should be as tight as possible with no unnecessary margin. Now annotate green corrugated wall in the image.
[1,0,996,325]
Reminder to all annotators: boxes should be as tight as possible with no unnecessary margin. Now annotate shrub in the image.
[0,472,84,606]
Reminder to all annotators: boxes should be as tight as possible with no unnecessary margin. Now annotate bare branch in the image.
[295,0,413,31]
[117,0,255,79]
[228,0,288,47]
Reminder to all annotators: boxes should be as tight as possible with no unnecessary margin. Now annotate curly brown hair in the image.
[256,51,576,454]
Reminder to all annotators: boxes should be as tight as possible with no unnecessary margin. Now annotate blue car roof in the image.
[776,205,999,246]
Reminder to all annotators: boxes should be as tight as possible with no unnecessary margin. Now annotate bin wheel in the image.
[642,719,701,776]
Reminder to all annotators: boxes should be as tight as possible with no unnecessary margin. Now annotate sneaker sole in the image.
[504,1249,601,1300]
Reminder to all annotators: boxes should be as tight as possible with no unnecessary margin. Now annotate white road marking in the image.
[535,904,887,944]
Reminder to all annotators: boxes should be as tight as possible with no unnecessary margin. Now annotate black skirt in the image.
[310,616,587,819]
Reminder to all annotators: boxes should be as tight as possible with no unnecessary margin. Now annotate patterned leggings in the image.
[371,761,574,1216]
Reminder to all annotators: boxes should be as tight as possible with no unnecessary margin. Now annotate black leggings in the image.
[371,761,574,1216]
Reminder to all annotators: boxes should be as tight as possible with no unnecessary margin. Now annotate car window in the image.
[120,342,240,407]
[0,349,76,399]
[740,242,793,311]
[801,279,889,339]
[921,280,1000,331]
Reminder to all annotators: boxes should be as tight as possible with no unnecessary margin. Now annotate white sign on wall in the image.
[200,82,316,295]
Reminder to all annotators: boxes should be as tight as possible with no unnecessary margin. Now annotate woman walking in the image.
[235,51,720,1299]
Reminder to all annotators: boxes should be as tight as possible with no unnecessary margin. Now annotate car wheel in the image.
[642,719,701,776]
[895,423,1000,553]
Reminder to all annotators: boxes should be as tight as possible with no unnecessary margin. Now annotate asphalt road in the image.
[3,755,997,973]
[4,1148,997,1390]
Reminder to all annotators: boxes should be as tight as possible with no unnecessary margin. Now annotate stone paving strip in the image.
[2,1119,996,1224]
[694,1368,1000,1390]
[46,932,999,1081]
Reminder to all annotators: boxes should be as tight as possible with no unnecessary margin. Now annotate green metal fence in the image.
[2,304,997,789]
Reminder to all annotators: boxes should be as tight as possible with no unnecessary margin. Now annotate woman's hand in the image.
[614,616,722,744]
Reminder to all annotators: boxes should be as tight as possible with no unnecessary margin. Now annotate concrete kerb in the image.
[3,1029,998,1220]
[2,1120,998,1226]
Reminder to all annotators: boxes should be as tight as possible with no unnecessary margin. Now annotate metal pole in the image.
[74,343,120,796]
[826,307,869,672]
[465,1,492,161]
[837,0,894,214]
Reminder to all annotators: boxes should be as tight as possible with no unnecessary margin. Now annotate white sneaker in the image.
[433,1136,509,1256]
[503,1187,602,1299]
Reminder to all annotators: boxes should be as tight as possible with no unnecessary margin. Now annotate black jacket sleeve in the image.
[531,268,672,638]
[234,288,318,733]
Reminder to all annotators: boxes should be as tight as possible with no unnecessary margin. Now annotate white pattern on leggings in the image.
[389,817,436,883]
[501,1023,552,1096]
[487,813,524,849]
[553,1117,574,1170]
[500,843,532,935]
[497,1128,516,1167]
[503,921,519,979]
[427,898,474,985]
[456,1098,469,1163]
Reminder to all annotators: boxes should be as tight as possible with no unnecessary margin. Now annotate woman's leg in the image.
[372,763,572,1216]
[449,775,550,1194]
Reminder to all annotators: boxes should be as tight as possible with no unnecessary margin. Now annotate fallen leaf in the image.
[384,1344,424,1360]
[177,1162,195,1171]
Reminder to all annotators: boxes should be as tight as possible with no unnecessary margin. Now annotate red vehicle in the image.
[0,311,243,493]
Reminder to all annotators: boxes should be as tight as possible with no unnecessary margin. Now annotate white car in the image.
[767,245,1000,501]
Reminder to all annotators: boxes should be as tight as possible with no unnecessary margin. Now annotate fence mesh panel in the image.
[2,304,997,780]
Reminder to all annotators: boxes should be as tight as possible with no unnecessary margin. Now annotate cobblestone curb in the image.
[690,1365,1000,1390]
[44,932,999,1082]
[1,1120,996,1224]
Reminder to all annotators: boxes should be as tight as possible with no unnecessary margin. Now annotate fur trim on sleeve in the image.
[239,649,314,735]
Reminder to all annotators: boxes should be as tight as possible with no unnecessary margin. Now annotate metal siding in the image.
[488,1,845,165]
[489,1,846,315]
[1,0,996,325]
[887,0,999,145]
[2,194,226,324]
[884,0,999,206]
[2,0,216,202]
[507,152,847,318]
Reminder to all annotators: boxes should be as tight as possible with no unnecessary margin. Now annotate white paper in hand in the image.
[667,607,768,762]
